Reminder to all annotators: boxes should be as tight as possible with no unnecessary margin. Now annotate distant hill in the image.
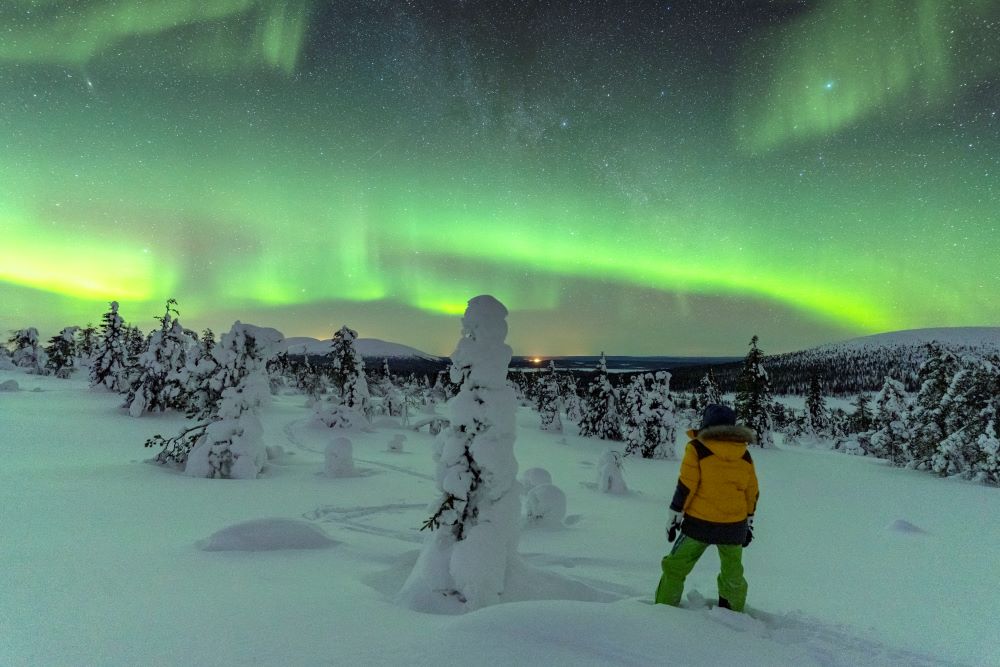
[670,327,1000,396]
[280,337,442,361]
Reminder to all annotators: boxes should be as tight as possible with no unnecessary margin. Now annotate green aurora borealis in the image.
[1,0,998,355]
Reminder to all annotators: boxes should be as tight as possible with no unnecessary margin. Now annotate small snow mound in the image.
[0,379,20,391]
[524,484,567,528]
[521,467,552,492]
[387,433,406,453]
[197,518,337,551]
[888,519,928,534]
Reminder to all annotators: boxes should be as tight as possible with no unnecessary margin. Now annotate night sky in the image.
[2,1,998,355]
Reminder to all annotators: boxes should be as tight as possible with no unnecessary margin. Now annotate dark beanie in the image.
[700,403,737,430]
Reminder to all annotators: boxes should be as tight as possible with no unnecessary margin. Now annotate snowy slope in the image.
[281,336,440,360]
[2,369,994,666]
[819,327,1000,353]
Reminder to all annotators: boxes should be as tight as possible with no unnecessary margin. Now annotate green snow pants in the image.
[654,534,748,612]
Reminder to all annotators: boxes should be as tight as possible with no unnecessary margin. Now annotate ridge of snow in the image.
[814,327,1000,353]
[280,337,440,360]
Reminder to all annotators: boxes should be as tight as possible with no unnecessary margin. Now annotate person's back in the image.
[655,404,759,611]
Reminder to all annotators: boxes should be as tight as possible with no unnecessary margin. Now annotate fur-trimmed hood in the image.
[687,424,757,445]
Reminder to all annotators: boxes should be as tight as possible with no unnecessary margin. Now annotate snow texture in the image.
[197,518,337,551]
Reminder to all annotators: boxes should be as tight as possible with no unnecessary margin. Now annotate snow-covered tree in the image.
[537,361,563,433]
[804,374,829,437]
[931,358,999,478]
[848,393,873,434]
[736,336,773,447]
[181,323,283,479]
[974,417,1000,485]
[8,327,48,374]
[75,324,98,362]
[90,302,130,392]
[523,484,567,528]
[146,322,282,475]
[696,370,723,410]
[562,373,583,423]
[868,377,910,464]
[44,326,78,378]
[399,295,520,613]
[625,372,678,459]
[124,299,195,417]
[578,353,622,441]
[907,344,961,468]
[316,325,371,427]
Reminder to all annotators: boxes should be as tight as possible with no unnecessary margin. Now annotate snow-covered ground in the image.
[2,369,996,666]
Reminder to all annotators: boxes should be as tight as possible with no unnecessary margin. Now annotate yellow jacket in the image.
[669,425,759,544]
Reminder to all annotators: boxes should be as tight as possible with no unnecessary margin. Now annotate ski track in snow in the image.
[282,414,435,481]
[680,591,965,667]
[303,503,427,544]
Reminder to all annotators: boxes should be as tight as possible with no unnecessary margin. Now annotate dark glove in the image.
[742,515,754,548]
[666,509,683,543]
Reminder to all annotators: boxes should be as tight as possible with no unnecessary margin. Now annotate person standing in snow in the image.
[655,404,759,612]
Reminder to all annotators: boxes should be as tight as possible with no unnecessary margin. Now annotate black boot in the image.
[718,597,732,610]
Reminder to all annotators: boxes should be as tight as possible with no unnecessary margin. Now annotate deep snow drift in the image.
[1,369,996,666]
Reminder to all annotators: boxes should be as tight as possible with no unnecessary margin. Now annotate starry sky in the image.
[1,0,998,356]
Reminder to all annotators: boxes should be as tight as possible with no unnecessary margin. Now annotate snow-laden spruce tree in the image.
[125,299,195,417]
[315,325,371,427]
[90,301,130,392]
[182,323,284,479]
[537,360,563,433]
[578,352,623,441]
[177,329,219,417]
[398,295,520,613]
[621,374,646,436]
[868,376,910,464]
[8,327,48,374]
[625,372,678,459]
[931,358,999,478]
[44,327,78,378]
[75,324,98,364]
[696,370,723,411]
[974,416,1000,485]
[804,374,829,438]
[736,335,773,447]
[908,344,961,468]
[848,393,873,434]
[562,372,583,423]
[146,322,282,475]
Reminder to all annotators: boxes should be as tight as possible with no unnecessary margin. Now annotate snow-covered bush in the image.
[399,295,520,613]
[324,436,357,477]
[524,483,567,528]
[184,383,269,479]
[597,448,628,494]
[8,327,48,375]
